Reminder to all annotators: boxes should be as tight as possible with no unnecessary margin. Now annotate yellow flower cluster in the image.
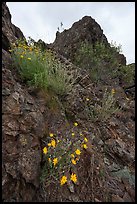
[60,175,67,185]
[60,173,77,186]
[11,40,45,63]
[48,143,51,147]
[43,147,48,154]
[83,144,88,149]
[111,88,116,94]
[51,139,56,148]
[84,137,88,142]
[70,173,77,183]
[74,122,78,126]
[49,133,54,137]
[70,154,75,158]
[75,149,81,155]
[53,158,58,166]
[42,128,91,188]
[71,159,76,165]
[70,148,81,165]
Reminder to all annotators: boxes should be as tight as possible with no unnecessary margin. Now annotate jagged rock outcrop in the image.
[2,2,45,202]
[2,2,24,51]
[52,16,126,65]
[2,55,46,201]
[2,3,135,202]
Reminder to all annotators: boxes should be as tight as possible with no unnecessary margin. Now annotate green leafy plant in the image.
[85,88,120,122]
[118,63,135,87]
[40,124,89,186]
[10,38,75,97]
[74,41,122,83]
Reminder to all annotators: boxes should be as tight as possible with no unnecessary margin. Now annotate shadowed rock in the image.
[52,15,126,65]
[2,2,25,52]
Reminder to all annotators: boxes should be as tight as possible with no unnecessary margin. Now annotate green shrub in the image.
[118,63,135,87]
[11,38,75,97]
[85,88,120,122]
[74,41,122,83]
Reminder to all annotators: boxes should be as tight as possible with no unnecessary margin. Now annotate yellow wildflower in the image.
[75,149,81,155]
[71,159,76,165]
[70,154,75,158]
[43,147,48,154]
[20,55,24,58]
[75,157,79,161]
[48,143,51,147]
[74,122,78,126]
[70,173,77,183]
[84,137,88,142]
[51,139,56,148]
[111,88,115,94]
[27,57,31,60]
[86,98,90,101]
[72,133,75,137]
[48,158,51,162]
[53,158,58,166]
[60,175,67,186]
[83,144,88,149]
[49,133,54,137]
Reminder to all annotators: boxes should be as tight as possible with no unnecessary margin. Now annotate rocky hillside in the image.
[2,2,24,51]
[2,2,135,202]
[52,15,126,66]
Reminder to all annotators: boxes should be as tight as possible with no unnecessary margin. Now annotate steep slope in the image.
[2,3,135,202]
[2,2,45,201]
[2,2,24,51]
[52,15,126,66]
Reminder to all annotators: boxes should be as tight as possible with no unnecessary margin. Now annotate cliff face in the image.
[2,3,135,202]
[52,16,108,60]
[2,2,46,201]
[52,15,126,66]
[2,2,24,51]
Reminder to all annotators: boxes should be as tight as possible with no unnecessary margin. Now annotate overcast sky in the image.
[7,2,135,64]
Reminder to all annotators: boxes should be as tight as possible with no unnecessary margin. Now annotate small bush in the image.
[40,125,89,186]
[85,88,120,122]
[74,41,122,83]
[118,63,135,87]
[10,38,75,97]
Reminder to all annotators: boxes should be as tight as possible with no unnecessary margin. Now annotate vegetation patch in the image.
[118,63,135,87]
[74,41,134,87]
[74,41,122,83]
[10,38,75,97]
[84,88,120,122]
[40,122,91,187]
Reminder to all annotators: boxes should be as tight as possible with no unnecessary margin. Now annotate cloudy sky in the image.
[7,2,135,64]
